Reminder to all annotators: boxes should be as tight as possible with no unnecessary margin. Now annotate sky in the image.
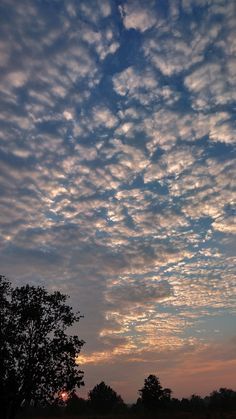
[0,0,236,403]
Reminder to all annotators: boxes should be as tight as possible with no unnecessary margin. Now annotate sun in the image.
[60,391,69,402]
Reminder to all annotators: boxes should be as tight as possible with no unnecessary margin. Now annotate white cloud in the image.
[92,107,118,129]
[208,113,235,144]
[212,216,236,234]
[63,110,74,121]
[75,0,111,26]
[144,146,200,183]
[6,71,28,88]
[143,111,207,152]
[185,62,236,110]
[120,0,157,32]
[82,26,119,60]
[143,17,220,76]
[113,66,154,96]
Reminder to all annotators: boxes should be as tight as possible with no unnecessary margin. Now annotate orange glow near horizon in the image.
[60,391,69,402]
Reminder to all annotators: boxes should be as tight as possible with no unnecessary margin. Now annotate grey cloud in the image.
[106,280,172,307]
[0,243,63,280]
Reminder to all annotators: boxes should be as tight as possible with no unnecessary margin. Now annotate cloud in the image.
[144,146,201,183]
[77,0,111,23]
[113,66,179,107]
[212,216,236,234]
[63,110,74,121]
[92,107,118,129]
[6,71,28,88]
[106,280,172,308]
[0,0,235,402]
[79,336,236,402]
[142,6,221,76]
[113,66,157,96]
[120,0,157,32]
[185,63,236,111]
[81,26,119,61]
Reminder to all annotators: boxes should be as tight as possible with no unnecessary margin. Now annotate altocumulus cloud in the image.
[0,0,235,401]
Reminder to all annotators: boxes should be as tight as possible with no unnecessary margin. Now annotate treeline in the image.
[24,376,236,417]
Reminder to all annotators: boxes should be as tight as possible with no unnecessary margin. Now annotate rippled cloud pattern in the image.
[0,0,235,401]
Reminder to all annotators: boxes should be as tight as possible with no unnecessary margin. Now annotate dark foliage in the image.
[65,393,88,416]
[208,388,236,411]
[0,275,84,419]
[88,381,125,413]
[138,374,172,410]
[176,389,236,413]
[137,374,236,415]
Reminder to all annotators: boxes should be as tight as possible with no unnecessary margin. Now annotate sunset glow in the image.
[60,391,69,402]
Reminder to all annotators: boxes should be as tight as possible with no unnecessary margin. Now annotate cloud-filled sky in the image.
[0,0,236,402]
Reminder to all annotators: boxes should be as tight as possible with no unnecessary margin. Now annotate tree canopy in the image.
[138,374,172,410]
[0,275,84,419]
[88,381,124,413]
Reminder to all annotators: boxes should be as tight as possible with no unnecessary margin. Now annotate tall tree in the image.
[139,374,171,410]
[0,275,84,419]
[88,381,124,413]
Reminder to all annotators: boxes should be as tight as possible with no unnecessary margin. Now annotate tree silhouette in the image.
[138,374,171,410]
[209,388,236,411]
[0,275,84,419]
[88,381,124,413]
[189,394,204,411]
[65,392,88,415]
